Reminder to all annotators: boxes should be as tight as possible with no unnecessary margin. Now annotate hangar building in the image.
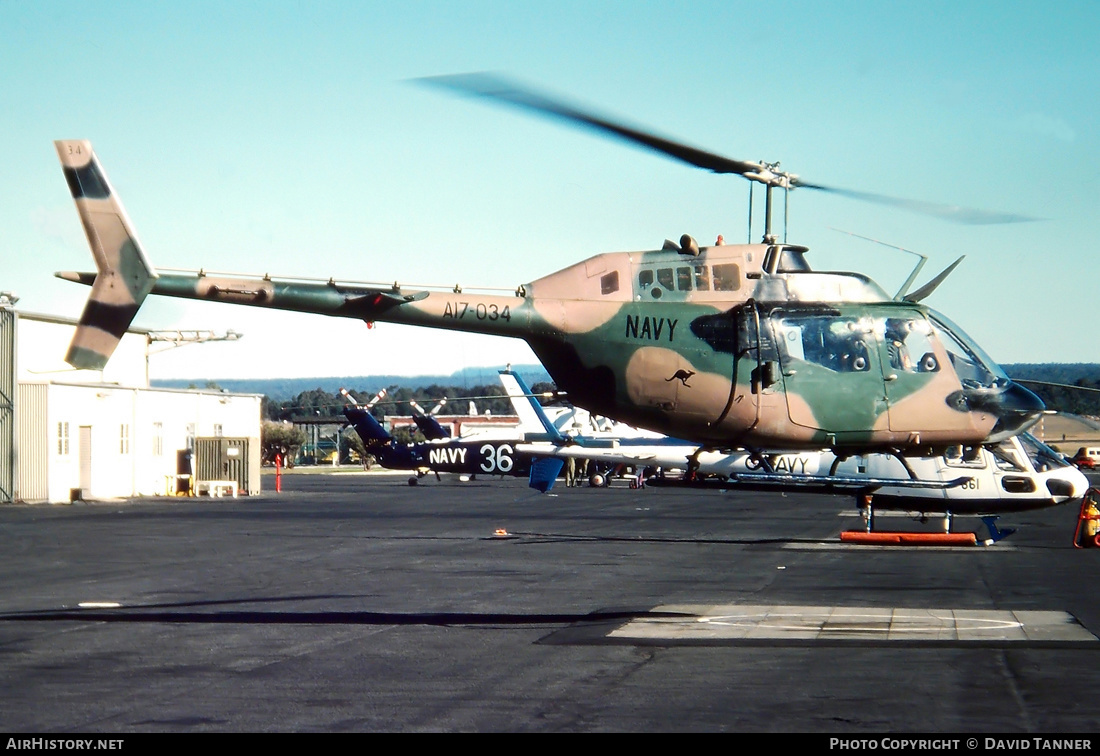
[1,302,262,504]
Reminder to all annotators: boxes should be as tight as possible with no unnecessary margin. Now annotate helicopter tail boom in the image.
[54,141,537,371]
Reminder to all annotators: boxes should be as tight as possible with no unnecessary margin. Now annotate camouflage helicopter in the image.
[53,76,1044,462]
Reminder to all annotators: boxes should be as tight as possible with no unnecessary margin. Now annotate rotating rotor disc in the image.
[418,72,1035,226]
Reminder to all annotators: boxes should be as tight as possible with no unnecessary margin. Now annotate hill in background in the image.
[1004,363,1100,383]
[151,364,553,400]
[1003,363,1100,418]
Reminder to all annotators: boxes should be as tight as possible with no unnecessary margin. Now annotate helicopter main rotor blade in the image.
[419,72,1038,226]
[418,72,765,177]
[797,183,1038,225]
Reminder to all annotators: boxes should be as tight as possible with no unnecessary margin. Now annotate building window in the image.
[57,422,69,456]
[214,424,223,438]
[120,424,130,455]
[152,422,163,456]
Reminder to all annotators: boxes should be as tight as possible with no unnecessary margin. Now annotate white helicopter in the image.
[502,371,1088,540]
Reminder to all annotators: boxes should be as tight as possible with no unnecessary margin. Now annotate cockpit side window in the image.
[676,267,692,291]
[713,263,741,291]
[656,268,674,291]
[636,262,740,297]
[991,442,1026,471]
[944,445,987,469]
[882,317,939,374]
[600,271,619,295]
[693,265,710,291]
[774,314,870,373]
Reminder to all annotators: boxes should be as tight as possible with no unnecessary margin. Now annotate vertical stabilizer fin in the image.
[343,406,392,443]
[499,370,563,440]
[528,457,564,493]
[500,369,570,492]
[55,140,157,369]
[410,399,451,440]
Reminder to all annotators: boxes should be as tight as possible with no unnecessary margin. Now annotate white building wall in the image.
[40,383,261,503]
[133,388,261,495]
[15,314,262,504]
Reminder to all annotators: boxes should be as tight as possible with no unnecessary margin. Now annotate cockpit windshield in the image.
[927,311,1008,390]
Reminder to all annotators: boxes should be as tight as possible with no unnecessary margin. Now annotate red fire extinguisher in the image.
[1073,489,1100,548]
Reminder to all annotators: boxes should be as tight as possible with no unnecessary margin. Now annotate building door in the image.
[78,425,92,495]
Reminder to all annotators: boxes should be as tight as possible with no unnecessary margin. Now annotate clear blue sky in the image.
[3,1,1098,380]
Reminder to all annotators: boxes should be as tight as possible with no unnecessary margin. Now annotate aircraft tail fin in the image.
[343,405,392,444]
[499,369,569,492]
[412,415,450,440]
[55,140,158,370]
[410,399,451,440]
[499,370,564,441]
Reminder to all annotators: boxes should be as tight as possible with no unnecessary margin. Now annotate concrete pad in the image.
[607,604,1097,645]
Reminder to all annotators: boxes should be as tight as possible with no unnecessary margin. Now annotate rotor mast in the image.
[743,161,797,244]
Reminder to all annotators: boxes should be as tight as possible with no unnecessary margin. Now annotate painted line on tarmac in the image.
[606,605,1097,644]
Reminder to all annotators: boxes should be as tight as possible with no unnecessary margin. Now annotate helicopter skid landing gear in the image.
[840,494,980,546]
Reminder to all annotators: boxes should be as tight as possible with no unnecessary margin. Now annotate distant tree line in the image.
[263,381,561,422]
[1005,364,1100,417]
[259,381,561,467]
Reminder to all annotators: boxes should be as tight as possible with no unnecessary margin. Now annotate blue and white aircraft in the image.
[505,372,1089,523]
